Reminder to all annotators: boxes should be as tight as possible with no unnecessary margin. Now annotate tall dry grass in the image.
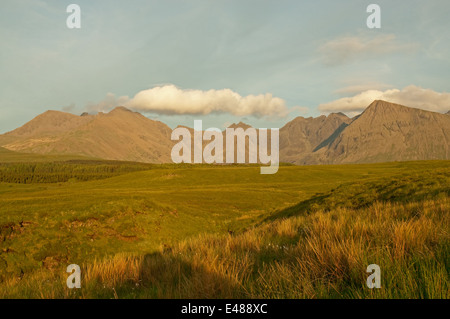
[2,197,448,299]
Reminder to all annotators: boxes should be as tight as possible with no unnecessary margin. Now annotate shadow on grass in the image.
[263,193,331,222]
[135,251,242,299]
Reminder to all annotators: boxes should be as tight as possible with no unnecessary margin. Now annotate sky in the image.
[0,0,449,133]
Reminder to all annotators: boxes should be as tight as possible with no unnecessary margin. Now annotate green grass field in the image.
[0,153,448,298]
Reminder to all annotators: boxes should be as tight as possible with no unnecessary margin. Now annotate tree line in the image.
[0,161,152,184]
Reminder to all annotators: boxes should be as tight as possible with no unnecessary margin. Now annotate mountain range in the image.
[0,100,449,165]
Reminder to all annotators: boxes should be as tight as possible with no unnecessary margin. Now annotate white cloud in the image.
[88,85,289,118]
[319,85,450,115]
[334,82,393,95]
[318,34,418,66]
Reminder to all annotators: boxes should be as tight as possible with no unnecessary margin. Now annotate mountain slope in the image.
[0,107,174,163]
[279,113,351,164]
[315,100,450,164]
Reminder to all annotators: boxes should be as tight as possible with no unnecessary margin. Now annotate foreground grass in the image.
[0,161,448,298]
[2,198,448,299]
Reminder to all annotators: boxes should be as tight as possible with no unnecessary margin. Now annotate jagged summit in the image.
[330,112,348,118]
[363,100,408,113]
[316,100,450,164]
[228,122,253,129]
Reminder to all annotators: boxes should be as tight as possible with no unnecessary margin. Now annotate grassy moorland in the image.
[0,154,448,298]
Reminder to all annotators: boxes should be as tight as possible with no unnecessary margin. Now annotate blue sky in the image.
[0,0,449,133]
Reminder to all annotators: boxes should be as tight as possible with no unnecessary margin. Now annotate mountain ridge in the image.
[1,101,449,164]
[310,100,450,164]
[0,106,174,163]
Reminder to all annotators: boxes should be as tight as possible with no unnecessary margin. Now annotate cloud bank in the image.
[88,85,289,118]
[318,34,418,66]
[319,85,450,115]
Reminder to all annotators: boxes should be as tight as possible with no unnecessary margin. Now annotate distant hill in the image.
[1,100,449,164]
[0,107,174,163]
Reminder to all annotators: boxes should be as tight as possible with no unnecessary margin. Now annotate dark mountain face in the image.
[279,113,351,164]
